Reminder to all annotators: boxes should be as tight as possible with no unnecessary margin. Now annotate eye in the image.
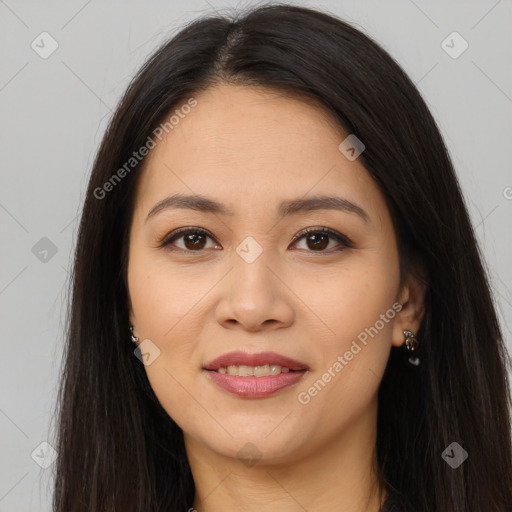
[159,226,352,253]
[159,227,220,252]
[290,227,352,252]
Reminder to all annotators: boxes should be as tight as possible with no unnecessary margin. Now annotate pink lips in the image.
[203,351,309,398]
[203,351,309,371]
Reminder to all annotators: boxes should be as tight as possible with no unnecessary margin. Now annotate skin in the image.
[127,83,425,512]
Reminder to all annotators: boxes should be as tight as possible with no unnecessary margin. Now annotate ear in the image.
[391,265,427,348]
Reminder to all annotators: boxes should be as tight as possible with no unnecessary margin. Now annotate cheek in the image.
[128,257,210,430]
[128,251,206,341]
[295,251,399,405]
[296,253,399,345]
[127,252,212,401]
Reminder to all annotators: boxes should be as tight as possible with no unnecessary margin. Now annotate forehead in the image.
[132,84,387,224]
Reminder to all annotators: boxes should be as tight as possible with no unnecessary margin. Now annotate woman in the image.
[52,4,512,511]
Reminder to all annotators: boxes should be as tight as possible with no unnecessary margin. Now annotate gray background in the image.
[1,0,511,510]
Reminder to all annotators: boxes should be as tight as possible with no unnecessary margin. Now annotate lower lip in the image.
[203,369,307,398]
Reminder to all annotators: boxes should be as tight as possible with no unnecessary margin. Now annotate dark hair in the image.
[52,4,512,511]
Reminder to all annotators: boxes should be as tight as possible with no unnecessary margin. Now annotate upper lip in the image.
[203,351,309,371]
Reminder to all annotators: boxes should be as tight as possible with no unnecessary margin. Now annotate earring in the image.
[130,325,139,345]
[403,329,420,367]
[403,329,418,351]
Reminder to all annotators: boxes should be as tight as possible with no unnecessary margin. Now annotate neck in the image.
[185,397,387,512]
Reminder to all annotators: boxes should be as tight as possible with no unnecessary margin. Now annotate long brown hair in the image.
[52,4,512,511]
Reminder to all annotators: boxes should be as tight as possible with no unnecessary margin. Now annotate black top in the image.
[380,497,401,511]
[380,493,417,512]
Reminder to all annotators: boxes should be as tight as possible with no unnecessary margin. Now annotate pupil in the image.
[308,233,328,250]
[185,233,206,250]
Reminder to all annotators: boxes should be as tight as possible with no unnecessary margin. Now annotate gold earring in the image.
[403,330,418,351]
[130,325,139,345]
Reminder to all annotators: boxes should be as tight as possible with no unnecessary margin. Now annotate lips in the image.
[203,351,310,398]
[203,351,309,371]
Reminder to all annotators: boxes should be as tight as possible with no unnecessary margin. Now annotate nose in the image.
[214,252,295,332]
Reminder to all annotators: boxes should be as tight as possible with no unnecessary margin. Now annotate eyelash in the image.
[159,226,353,254]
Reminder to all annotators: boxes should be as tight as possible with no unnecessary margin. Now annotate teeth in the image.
[254,364,270,377]
[217,365,292,376]
[238,365,254,376]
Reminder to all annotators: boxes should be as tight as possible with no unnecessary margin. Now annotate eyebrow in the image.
[145,193,369,223]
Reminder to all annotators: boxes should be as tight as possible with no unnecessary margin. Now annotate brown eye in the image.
[161,228,219,252]
[292,227,352,253]
[305,232,329,251]
[182,232,207,250]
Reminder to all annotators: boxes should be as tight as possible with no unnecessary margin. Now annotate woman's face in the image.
[127,83,423,464]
